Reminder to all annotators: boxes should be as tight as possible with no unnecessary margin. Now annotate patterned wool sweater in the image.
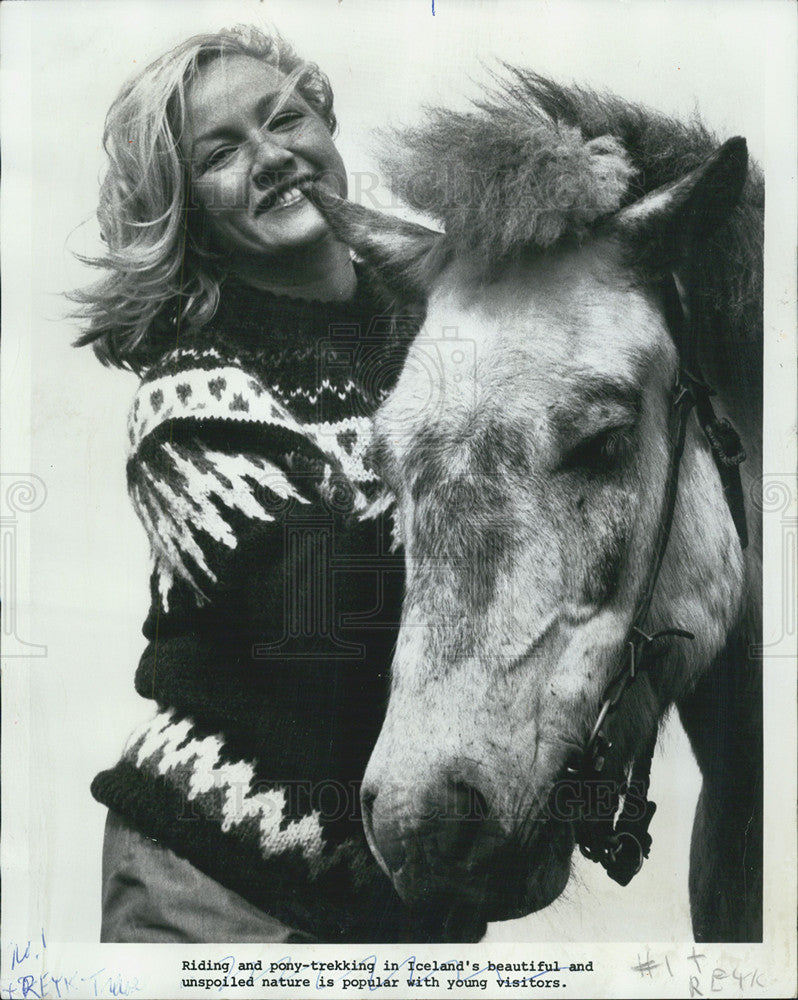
[91,273,432,943]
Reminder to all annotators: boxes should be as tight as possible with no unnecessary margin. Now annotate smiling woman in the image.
[70,25,445,944]
[185,54,353,298]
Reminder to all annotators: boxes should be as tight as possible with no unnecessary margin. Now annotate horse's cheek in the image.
[562,482,635,606]
[656,452,747,673]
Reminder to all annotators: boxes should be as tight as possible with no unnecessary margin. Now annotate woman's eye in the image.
[202,146,237,171]
[563,426,633,471]
[268,110,303,131]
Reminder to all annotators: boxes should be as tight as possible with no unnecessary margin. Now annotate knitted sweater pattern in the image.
[91,276,423,942]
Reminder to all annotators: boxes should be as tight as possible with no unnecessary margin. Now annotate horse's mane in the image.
[382,68,764,402]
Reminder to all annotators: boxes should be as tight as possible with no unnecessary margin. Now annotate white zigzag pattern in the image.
[127,710,339,876]
[275,378,357,405]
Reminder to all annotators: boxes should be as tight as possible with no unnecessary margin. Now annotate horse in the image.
[304,71,763,943]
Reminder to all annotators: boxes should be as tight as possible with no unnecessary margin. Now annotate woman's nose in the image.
[249,134,294,186]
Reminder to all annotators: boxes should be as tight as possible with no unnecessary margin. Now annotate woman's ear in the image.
[301,181,444,300]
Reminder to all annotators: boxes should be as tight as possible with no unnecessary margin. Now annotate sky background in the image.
[2,0,795,956]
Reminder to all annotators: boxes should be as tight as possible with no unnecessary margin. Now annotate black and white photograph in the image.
[2,1,796,997]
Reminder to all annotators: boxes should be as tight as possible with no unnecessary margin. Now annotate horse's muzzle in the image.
[361,778,574,925]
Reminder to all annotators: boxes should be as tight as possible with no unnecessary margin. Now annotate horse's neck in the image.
[676,610,763,943]
[676,617,762,794]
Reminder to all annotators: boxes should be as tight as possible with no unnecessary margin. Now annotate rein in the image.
[565,273,748,887]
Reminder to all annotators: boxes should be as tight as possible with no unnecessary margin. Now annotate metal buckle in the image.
[603,831,645,885]
[705,416,746,467]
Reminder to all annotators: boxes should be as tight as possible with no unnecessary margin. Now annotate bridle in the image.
[563,272,749,886]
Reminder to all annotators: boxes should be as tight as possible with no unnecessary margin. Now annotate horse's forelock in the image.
[381,107,634,265]
[380,69,762,378]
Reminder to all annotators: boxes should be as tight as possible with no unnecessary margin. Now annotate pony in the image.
[304,71,763,942]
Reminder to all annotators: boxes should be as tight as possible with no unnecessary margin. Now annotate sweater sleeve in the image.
[127,355,386,612]
[124,350,403,783]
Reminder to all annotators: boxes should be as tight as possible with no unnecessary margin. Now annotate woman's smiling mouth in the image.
[256,175,314,214]
[268,186,305,211]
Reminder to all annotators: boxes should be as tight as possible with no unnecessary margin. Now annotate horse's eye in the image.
[562,426,633,472]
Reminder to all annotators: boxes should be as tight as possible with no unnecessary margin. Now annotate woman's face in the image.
[184,54,348,262]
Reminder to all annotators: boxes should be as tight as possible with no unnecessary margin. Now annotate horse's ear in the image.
[612,136,749,273]
[301,181,444,299]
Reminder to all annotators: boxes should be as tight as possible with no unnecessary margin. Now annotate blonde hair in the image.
[71,26,337,373]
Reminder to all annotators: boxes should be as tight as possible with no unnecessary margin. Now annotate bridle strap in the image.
[630,364,698,630]
[664,273,748,550]
[568,273,748,886]
[578,340,699,774]
[691,376,749,548]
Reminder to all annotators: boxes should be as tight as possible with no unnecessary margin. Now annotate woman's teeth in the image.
[272,187,303,209]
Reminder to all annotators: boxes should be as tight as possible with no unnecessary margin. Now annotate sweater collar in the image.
[209,264,385,349]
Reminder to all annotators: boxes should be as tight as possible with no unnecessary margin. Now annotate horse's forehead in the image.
[379,246,669,451]
[441,247,660,360]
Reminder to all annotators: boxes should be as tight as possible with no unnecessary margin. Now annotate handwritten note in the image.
[1,932,141,1000]
[630,947,768,996]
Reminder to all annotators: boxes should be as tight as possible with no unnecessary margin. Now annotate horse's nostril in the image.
[363,777,498,887]
[361,785,406,875]
[378,834,407,874]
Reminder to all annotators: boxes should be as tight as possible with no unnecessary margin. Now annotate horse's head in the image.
[306,103,761,929]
